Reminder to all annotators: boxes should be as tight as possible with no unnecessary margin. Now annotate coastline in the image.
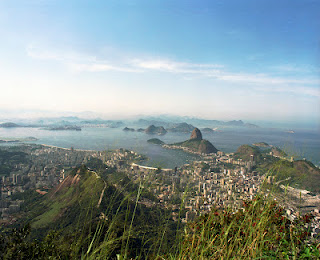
[37,143,98,153]
[0,126,319,167]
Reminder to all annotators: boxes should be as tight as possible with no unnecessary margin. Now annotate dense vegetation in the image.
[0,150,29,176]
[147,138,165,145]
[173,139,218,154]
[1,146,320,258]
[178,196,319,259]
[234,144,263,162]
[233,144,320,193]
[1,194,319,259]
[2,165,178,258]
[269,159,320,193]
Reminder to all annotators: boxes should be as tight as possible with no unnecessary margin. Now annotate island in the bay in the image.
[148,128,219,155]
[43,125,81,131]
[168,128,218,154]
[0,137,38,143]
[0,126,319,259]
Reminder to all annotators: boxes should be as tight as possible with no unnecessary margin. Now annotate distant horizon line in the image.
[0,110,318,129]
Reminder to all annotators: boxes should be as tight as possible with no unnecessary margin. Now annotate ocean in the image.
[0,127,319,168]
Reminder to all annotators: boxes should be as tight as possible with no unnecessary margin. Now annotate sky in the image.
[0,0,319,124]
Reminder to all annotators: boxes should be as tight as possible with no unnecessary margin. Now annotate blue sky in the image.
[0,0,319,123]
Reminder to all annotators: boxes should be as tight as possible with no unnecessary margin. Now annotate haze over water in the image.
[0,127,319,168]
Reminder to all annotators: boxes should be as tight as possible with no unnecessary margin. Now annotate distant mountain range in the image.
[135,117,258,128]
[145,125,167,135]
[0,122,21,128]
[0,115,259,131]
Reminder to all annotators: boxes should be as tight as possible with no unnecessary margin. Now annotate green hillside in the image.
[269,159,320,193]
[2,195,319,259]
[173,139,218,154]
[147,138,165,145]
[14,165,105,237]
[1,149,319,259]
[233,144,263,162]
[0,149,29,176]
[7,165,177,258]
[174,139,201,149]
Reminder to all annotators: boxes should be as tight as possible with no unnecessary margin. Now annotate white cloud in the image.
[26,45,319,97]
[130,58,223,73]
[27,45,142,73]
[26,44,95,62]
[270,64,320,74]
[68,63,142,73]
[255,85,320,98]
[216,72,318,86]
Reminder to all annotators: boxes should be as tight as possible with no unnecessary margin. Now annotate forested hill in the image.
[7,165,177,258]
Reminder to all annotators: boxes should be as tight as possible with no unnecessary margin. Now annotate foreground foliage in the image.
[177,196,319,259]
[1,196,319,259]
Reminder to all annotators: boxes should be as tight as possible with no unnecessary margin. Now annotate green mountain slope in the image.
[147,138,165,145]
[11,165,177,258]
[270,160,320,193]
[17,165,105,236]
[170,128,218,154]
[173,139,218,154]
[234,144,263,162]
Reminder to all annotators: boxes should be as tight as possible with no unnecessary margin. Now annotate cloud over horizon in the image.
[0,1,318,123]
[26,45,319,98]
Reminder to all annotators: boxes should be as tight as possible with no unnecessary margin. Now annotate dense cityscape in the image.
[1,127,319,242]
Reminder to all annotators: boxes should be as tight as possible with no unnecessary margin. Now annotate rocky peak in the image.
[190,128,202,140]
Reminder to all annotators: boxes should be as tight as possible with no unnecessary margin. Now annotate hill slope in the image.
[234,144,263,162]
[144,125,167,135]
[171,128,218,154]
[20,166,105,233]
[12,165,177,258]
[270,160,320,193]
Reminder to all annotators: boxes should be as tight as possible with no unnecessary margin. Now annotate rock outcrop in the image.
[190,128,202,140]
[169,128,218,154]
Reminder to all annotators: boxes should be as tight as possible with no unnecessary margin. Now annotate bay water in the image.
[0,127,319,168]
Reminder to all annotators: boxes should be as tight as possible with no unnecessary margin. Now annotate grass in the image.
[80,194,319,260]
[31,171,104,229]
[172,197,308,259]
[32,201,65,228]
[1,166,319,259]
[80,173,320,259]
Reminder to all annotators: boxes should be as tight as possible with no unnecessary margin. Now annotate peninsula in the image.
[165,128,218,154]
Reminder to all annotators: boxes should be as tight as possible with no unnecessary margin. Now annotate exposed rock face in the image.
[198,140,218,154]
[169,127,218,154]
[190,128,202,140]
[271,147,287,157]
